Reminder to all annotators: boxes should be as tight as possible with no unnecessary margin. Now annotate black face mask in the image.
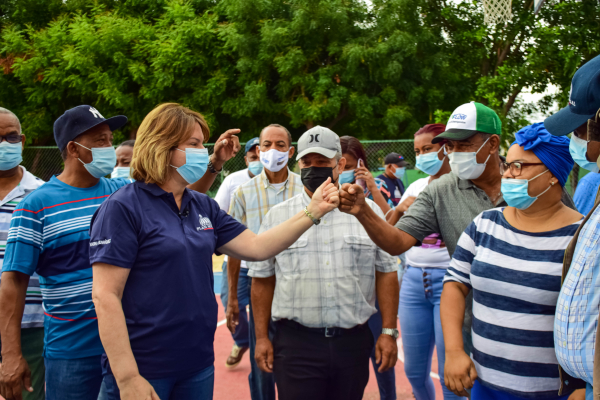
[301,165,337,193]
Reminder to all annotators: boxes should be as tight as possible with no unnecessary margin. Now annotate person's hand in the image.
[306,178,340,219]
[210,129,242,169]
[354,166,376,191]
[0,354,33,400]
[396,196,416,214]
[338,183,366,215]
[444,350,477,397]
[226,297,240,334]
[567,388,586,400]
[374,334,398,373]
[119,374,160,400]
[255,338,274,373]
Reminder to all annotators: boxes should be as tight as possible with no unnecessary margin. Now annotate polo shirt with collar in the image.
[250,191,397,329]
[89,181,246,379]
[0,166,44,329]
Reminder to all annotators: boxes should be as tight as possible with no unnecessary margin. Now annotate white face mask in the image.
[260,149,289,172]
[448,136,491,180]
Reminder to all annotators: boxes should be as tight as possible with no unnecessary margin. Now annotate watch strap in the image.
[381,328,399,339]
[207,159,222,174]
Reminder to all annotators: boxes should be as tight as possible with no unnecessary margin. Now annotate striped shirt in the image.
[444,208,581,398]
[0,166,44,329]
[249,192,397,328]
[3,176,132,359]
[229,168,303,235]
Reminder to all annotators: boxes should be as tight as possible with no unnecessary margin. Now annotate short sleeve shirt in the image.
[89,181,246,379]
[573,172,600,215]
[3,176,132,359]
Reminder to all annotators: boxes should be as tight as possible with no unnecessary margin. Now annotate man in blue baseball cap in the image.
[0,105,241,400]
[549,54,600,400]
[214,136,262,369]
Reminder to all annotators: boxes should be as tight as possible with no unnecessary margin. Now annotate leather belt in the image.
[276,319,367,338]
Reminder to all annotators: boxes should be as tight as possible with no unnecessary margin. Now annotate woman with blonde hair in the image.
[90,103,340,400]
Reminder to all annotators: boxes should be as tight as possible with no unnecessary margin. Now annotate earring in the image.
[551,181,555,186]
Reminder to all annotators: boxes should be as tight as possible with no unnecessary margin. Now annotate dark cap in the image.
[53,105,128,151]
[544,55,600,136]
[384,152,407,167]
[245,137,260,154]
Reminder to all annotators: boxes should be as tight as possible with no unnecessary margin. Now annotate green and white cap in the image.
[432,102,501,143]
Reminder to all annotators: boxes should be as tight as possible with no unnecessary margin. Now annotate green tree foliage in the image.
[0,0,598,145]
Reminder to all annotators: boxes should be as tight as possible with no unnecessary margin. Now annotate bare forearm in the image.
[386,208,403,225]
[0,272,28,358]
[94,292,139,384]
[356,205,416,255]
[369,189,391,216]
[376,271,399,329]
[227,257,242,300]
[251,276,276,340]
[440,282,469,353]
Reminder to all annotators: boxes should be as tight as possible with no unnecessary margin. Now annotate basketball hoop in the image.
[482,0,512,25]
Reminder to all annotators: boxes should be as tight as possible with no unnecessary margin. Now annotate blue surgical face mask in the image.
[501,169,552,210]
[75,142,117,178]
[170,147,209,184]
[394,166,406,180]
[339,169,355,185]
[569,134,599,173]
[0,141,23,171]
[248,161,263,176]
[416,145,445,176]
[111,167,131,179]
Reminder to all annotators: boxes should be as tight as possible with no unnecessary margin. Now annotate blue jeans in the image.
[103,365,214,400]
[368,300,397,400]
[472,380,570,400]
[248,279,276,400]
[45,355,103,400]
[399,266,464,400]
[220,261,251,347]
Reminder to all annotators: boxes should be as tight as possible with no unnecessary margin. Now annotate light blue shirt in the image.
[554,206,600,385]
[573,172,600,215]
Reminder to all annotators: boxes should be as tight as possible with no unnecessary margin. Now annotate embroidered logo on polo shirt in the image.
[90,239,111,247]
[198,214,213,231]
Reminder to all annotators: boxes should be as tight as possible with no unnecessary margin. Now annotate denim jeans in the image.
[103,365,214,400]
[220,261,251,347]
[368,300,397,400]
[45,355,103,400]
[398,266,464,400]
[471,380,570,400]
[248,279,277,400]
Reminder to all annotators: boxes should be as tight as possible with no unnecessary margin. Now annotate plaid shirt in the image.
[249,192,397,329]
[554,206,600,385]
[229,169,303,234]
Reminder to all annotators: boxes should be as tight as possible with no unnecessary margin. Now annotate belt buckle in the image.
[324,327,335,338]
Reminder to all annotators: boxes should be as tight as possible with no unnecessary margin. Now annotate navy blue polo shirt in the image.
[89,181,246,379]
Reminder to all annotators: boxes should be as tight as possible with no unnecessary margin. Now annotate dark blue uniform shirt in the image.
[89,181,246,379]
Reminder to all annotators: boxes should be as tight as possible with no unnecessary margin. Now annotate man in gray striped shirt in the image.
[0,108,45,400]
[250,126,399,400]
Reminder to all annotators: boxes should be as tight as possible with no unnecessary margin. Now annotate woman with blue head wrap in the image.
[443,123,585,399]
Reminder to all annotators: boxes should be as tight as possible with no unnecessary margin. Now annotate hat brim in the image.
[245,144,259,154]
[432,129,480,144]
[104,115,128,132]
[544,106,592,136]
[296,147,338,161]
[387,160,407,167]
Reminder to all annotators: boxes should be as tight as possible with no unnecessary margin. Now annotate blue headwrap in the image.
[511,122,574,187]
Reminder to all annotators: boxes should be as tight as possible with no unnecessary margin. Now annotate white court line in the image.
[397,338,440,380]
[217,319,227,327]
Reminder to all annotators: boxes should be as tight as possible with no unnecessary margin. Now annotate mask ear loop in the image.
[474,136,492,165]
[169,148,187,170]
[528,169,554,200]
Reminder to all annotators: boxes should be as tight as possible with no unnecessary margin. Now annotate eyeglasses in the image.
[502,162,544,177]
[0,133,23,144]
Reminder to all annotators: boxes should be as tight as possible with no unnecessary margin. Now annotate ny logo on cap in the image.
[89,107,104,119]
[309,134,320,143]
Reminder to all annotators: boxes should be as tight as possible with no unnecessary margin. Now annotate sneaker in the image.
[226,344,249,370]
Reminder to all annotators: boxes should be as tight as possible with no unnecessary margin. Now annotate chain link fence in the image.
[22,140,419,197]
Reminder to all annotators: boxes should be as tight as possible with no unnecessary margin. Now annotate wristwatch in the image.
[381,328,399,339]
[207,158,222,174]
[303,207,321,225]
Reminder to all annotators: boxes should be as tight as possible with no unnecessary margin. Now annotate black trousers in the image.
[273,321,374,400]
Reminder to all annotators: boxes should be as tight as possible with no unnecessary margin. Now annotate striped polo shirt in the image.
[3,175,132,359]
[444,208,581,398]
[0,166,44,329]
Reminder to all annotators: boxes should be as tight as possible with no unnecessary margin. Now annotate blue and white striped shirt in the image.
[444,208,581,398]
[3,176,132,359]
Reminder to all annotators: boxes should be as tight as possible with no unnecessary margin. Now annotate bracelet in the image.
[384,208,395,219]
[303,207,321,225]
[207,158,222,174]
